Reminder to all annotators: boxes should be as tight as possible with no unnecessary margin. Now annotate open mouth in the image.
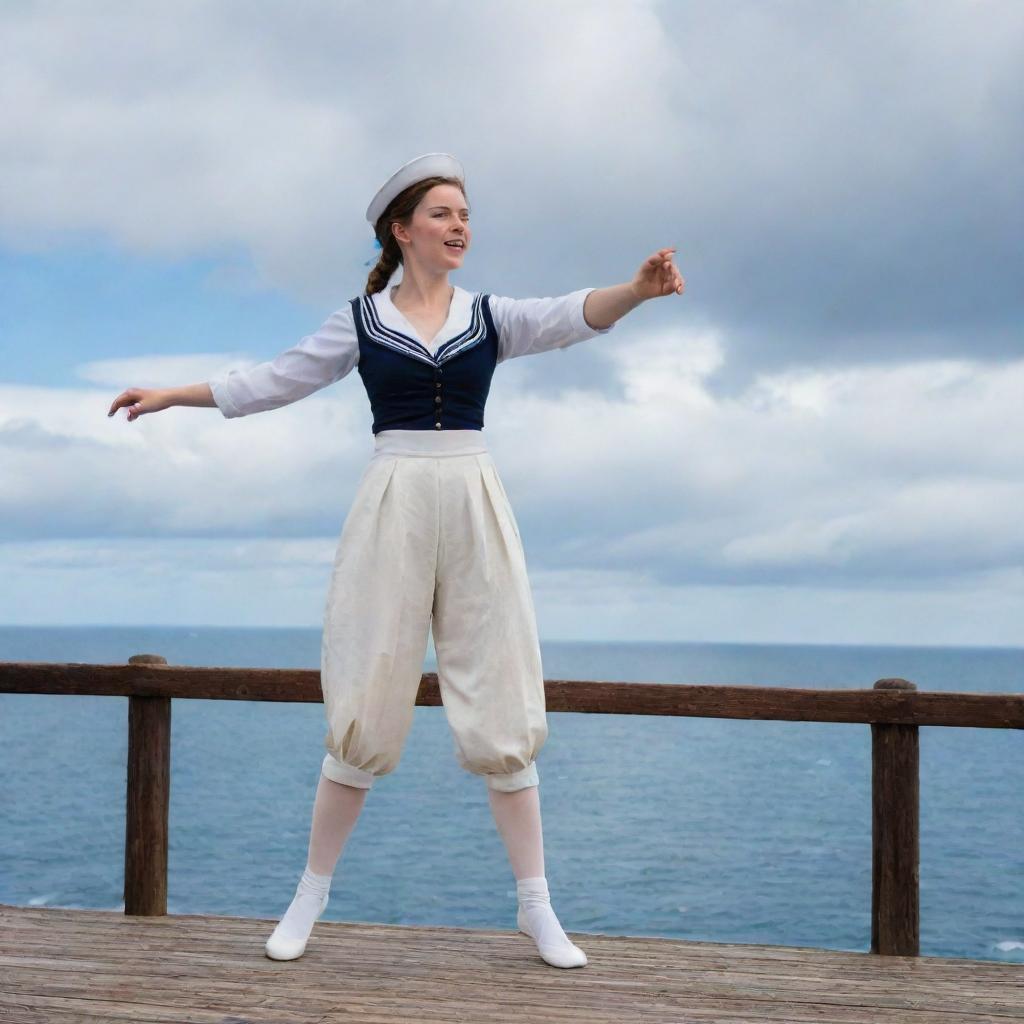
[444,241,465,249]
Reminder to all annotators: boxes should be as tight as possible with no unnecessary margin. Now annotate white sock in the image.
[516,876,587,967]
[271,865,332,944]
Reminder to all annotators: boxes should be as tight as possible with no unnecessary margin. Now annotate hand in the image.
[630,247,685,301]
[107,387,171,422]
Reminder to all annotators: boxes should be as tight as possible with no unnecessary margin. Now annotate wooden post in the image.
[870,678,920,955]
[123,654,170,916]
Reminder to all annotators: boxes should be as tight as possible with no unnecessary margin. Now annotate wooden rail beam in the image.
[1,661,1021,728]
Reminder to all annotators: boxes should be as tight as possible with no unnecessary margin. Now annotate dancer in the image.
[107,153,685,968]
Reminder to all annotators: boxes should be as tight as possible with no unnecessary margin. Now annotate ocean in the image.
[1,625,1021,963]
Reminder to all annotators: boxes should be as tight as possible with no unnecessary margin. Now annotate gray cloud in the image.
[1,0,1020,381]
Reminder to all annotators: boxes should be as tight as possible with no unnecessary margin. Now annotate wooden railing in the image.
[3,655,1022,957]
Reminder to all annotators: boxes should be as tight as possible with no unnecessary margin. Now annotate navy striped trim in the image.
[434,293,488,364]
[355,292,489,367]
[356,294,436,367]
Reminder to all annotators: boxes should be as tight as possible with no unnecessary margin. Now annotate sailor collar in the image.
[355,284,489,368]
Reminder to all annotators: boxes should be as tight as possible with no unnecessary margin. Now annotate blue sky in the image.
[2,1,1022,644]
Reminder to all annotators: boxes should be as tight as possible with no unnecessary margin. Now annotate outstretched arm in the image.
[108,306,359,423]
[490,248,686,363]
[206,307,358,419]
[582,248,685,330]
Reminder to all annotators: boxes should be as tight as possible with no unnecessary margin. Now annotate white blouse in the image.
[207,284,614,423]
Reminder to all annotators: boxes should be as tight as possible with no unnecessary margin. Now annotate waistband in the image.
[372,428,489,459]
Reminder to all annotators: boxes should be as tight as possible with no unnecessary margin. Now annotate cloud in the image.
[1,1,1021,641]
[0,537,336,628]
[2,324,1022,593]
[481,328,1024,588]
[1,1,1021,365]
[0,370,371,539]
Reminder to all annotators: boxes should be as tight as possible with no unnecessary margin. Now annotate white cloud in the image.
[0,373,371,535]
[721,477,1024,572]
[484,331,1024,587]
[2,326,1022,595]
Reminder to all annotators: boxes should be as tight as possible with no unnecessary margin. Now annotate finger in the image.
[109,392,135,416]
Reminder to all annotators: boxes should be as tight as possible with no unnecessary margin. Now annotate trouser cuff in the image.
[321,752,376,789]
[485,762,539,792]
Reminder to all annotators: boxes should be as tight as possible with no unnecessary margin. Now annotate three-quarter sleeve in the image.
[208,305,359,418]
[488,287,615,363]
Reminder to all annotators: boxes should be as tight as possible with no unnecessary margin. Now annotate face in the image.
[392,183,471,270]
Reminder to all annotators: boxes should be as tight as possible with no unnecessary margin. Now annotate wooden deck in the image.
[2,905,1022,1023]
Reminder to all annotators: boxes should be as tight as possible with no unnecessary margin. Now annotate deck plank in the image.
[2,904,1022,1024]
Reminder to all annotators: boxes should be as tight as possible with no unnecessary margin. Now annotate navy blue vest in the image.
[350,291,499,434]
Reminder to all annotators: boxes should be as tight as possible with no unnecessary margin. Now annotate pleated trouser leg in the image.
[319,451,547,792]
[432,454,547,792]
[320,456,435,788]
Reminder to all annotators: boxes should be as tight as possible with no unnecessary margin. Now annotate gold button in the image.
[434,422,441,429]
[435,382,442,389]
[434,396,441,404]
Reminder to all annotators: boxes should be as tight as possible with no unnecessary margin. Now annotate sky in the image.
[1,0,1022,645]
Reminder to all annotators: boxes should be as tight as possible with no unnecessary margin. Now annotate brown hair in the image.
[364,175,468,296]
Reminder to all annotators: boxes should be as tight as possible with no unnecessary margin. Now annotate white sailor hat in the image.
[365,152,465,229]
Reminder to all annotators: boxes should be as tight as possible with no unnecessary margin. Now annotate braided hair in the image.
[365,175,467,296]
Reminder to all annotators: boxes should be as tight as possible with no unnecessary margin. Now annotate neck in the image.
[391,263,453,308]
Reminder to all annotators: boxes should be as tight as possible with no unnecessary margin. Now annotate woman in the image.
[107,153,685,969]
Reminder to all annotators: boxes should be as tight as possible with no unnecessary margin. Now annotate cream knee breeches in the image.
[320,444,547,792]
